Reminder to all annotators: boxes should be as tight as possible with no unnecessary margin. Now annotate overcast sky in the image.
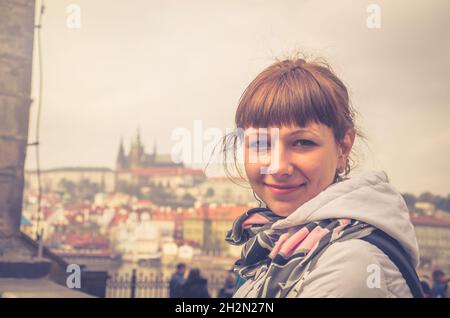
[26,0,450,196]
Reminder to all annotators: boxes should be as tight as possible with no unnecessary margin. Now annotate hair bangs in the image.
[235,66,339,132]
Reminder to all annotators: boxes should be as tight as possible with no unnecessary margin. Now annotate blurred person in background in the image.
[218,272,237,298]
[431,270,448,298]
[169,263,186,298]
[181,268,210,298]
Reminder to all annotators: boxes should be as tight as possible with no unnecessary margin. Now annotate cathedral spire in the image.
[136,127,141,147]
[129,127,144,168]
[116,137,126,170]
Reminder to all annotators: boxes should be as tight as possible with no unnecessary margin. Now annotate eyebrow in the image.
[289,128,320,137]
[245,128,320,139]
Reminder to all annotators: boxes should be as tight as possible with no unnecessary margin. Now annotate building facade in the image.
[26,167,115,193]
[182,204,252,257]
[411,213,450,274]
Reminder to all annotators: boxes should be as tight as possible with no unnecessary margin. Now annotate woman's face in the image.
[244,122,355,216]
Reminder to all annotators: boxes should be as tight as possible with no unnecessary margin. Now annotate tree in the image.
[148,186,177,206]
[59,178,77,199]
[77,179,101,201]
[181,193,196,207]
[401,193,417,208]
[205,187,215,198]
[418,192,436,203]
[436,194,450,212]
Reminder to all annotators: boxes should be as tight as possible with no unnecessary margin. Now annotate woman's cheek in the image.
[245,162,263,184]
[295,151,323,175]
[306,149,339,185]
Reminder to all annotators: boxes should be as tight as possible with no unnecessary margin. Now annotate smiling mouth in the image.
[264,183,306,195]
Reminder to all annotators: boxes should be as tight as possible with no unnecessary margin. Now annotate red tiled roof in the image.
[137,200,154,206]
[206,205,250,221]
[62,233,110,249]
[110,213,128,225]
[181,204,253,221]
[410,214,450,227]
[148,204,252,222]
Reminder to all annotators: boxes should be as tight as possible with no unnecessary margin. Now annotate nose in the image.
[263,141,294,178]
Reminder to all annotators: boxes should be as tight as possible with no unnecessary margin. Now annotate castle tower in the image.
[152,140,157,163]
[129,128,145,169]
[116,137,127,170]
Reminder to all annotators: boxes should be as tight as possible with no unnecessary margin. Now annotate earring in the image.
[338,157,349,174]
[334,165,344,183]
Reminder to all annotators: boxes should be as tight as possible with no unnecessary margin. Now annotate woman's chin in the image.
[267,202,300,217]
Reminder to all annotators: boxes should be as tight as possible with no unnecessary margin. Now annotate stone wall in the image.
[0,0,36,238]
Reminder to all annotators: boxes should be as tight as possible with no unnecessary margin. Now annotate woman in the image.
[181,268,210,298]
[223,56,420,298]
[218,273,238,298]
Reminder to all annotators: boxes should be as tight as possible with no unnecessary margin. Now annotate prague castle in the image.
[25,130,205,193]
[116,129,182,171]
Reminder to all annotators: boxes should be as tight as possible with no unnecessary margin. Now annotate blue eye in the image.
[294,139,316,147]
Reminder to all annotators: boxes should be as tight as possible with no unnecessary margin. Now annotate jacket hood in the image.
[271,170,420,267]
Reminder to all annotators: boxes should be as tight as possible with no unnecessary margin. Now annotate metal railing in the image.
[106,269,227,298]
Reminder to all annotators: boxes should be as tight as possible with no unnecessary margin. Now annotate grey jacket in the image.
[234,170,420,298]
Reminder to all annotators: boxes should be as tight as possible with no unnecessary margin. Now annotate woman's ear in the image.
[338,128,356,168]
